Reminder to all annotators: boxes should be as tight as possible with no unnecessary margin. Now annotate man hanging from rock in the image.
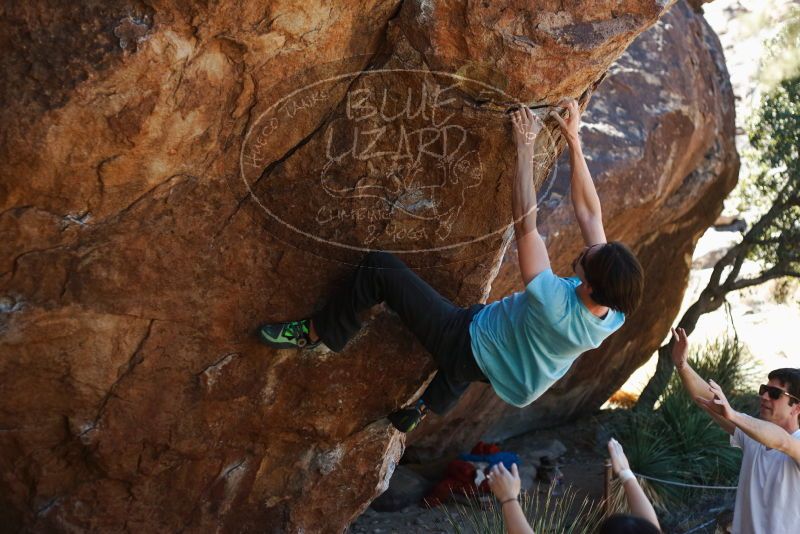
[258,98,644,433]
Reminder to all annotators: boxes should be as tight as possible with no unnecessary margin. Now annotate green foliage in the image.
[729,4,799,209]
[608,411,687,508]
[440,483,603,534]
[742,75,800,271]
[610,336,756,510]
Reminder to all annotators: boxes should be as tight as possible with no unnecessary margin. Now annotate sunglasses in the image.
[759,384,800,403]
[572,243,603,273]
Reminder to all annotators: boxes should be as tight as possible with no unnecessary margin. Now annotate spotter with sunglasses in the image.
[670,327,800,534]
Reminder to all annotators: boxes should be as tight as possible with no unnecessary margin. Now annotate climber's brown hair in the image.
[583,241,644,316]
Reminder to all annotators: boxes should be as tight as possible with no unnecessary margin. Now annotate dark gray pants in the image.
[312,251,486,414]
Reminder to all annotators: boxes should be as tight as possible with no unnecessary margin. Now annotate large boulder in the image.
[410,0,739,456]
[2,1,680,532]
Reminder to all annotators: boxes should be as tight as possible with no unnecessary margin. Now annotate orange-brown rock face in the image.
[0,0,713,532]
[410,0,739,456]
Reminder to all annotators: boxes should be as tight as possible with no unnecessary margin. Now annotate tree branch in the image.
[729,268,800,291]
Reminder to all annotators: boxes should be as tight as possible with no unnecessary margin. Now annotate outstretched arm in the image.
[670,328,736,435]
[511,107,550,285]
[550,99,606,246]
[607,438,660,530]
[487,463,534,534]
[729,412,800,464]
[698,381,800,464]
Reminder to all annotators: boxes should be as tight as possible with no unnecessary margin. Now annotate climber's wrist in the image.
[565,133,582,149]
[515,142,536,159]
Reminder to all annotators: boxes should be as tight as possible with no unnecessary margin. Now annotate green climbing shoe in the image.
[258,319,320,349]
[388,400,427,433]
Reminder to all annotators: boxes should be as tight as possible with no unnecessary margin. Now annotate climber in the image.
[257,98,644,433]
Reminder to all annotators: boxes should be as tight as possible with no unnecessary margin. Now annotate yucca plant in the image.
[607,411,688,508]
[440,482,604,534]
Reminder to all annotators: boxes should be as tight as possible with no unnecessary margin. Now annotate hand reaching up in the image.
[607,438,631,476]
[670,327,689,371]
[487,462,521,502]
[511,107,543,155]
[607,438,660,530]
[549,98,581,145]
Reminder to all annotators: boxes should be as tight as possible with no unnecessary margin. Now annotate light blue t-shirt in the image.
[469,269,625,407]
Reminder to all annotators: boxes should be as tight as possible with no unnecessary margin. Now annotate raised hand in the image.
[511,107,543,154]
[670,327,689,371]
[607,438,660,529]
[487,462,521,502]
[696,379,735,420]
[607,438,631,476]
[549,98,581,144]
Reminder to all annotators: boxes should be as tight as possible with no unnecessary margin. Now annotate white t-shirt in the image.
[730,427,800,534]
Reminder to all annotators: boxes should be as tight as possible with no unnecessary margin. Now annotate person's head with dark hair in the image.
[761,368,800,428]
[598,514,661,534]
[571,241,644,316]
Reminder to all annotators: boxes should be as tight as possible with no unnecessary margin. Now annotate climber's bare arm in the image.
[550,99,607,246]
[511,108,550,286]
